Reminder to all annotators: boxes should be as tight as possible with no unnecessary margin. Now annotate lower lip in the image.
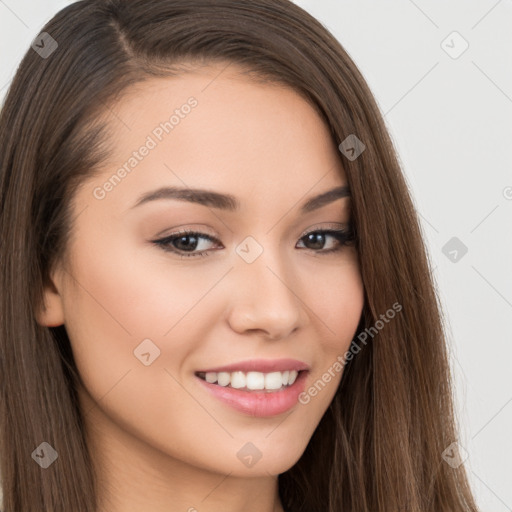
[195,371,308,417]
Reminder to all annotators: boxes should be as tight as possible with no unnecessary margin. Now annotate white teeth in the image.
[265,372,284,390]
[205,372,217,383]
[217,372,230,387]
[230,371,246,389]
[246,371,265,390]
[288,370,298,385]
[198,369,302,391]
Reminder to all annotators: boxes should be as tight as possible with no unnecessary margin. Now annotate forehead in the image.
[84,63,346,213]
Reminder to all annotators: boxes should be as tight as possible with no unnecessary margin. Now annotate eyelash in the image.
[152,226,355,259]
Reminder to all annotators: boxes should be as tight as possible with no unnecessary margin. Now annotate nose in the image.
[226,249,305,340]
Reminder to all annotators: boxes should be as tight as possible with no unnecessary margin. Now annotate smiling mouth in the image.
[195,369,305,392]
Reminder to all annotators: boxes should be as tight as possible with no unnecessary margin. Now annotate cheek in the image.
[297,256,364,404]
[332,268,364,351]
[63,231,220,346]
[311,254,365,353]
[59,235,218,403]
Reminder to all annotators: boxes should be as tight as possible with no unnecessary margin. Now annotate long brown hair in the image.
[0,1,479,510]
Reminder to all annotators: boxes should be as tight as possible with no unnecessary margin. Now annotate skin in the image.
[37,62,365,512]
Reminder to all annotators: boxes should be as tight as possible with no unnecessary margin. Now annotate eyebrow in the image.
[131,184,350,214]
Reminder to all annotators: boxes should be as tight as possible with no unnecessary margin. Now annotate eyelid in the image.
[299,221,351,237]
[154,224,219,239]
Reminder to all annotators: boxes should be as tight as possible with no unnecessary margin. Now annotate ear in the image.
[36,269,65,327]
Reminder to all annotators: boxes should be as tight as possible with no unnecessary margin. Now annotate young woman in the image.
[0,0,480,511]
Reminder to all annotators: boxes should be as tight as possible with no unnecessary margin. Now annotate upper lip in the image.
[195,358,310,374]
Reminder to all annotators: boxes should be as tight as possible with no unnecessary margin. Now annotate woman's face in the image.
[39,63,364,479]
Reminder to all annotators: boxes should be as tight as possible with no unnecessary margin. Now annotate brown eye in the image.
[153,230,220,258]
[297,229,354,254]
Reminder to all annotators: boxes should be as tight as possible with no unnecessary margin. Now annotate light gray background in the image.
[1,1,511,510]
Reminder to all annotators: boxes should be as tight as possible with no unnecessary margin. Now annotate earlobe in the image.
[36,274,65,327]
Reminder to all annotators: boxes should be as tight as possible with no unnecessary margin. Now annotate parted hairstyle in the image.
[0,0,479,511]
